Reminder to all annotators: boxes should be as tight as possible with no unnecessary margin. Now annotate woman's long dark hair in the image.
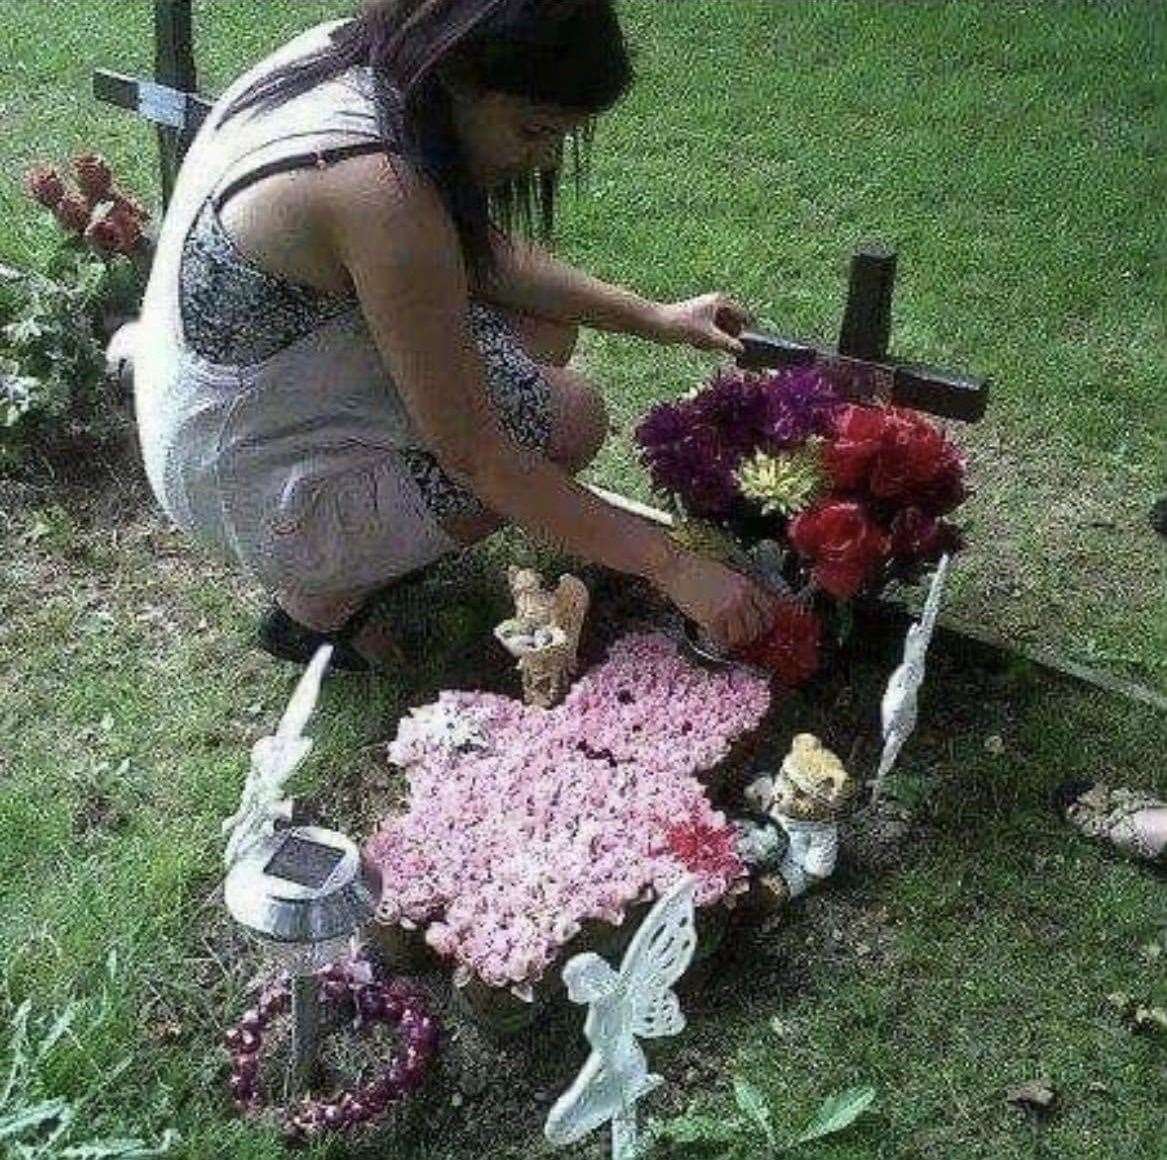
[222,0,633,279]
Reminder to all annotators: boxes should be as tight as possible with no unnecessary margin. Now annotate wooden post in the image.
[153,0,197,207]
[838,244,897,360]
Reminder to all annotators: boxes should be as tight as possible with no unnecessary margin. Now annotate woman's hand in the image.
[656,549,779,652]
[651,293,752,356]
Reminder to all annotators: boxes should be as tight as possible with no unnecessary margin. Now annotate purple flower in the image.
[757,368,842,449]
[635,368,842,520]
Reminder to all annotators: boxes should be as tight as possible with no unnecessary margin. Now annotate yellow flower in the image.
[735,441,827,517]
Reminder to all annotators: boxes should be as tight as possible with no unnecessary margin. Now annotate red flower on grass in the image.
[665,816,742,880]
[52,194,90,236]
[24,166,65,209]
[737,599,822,689]
[789,499,890,599]
[74,153,113,204]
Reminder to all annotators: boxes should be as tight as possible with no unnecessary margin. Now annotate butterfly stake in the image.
[872,555,951,801]
[545,875,699,1160]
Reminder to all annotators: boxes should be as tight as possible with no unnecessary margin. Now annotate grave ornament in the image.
[495,567,590,708]
[223,646,378,1094]
[745,734,854,906]
[873,554,952,799]
[545,875,699,1160]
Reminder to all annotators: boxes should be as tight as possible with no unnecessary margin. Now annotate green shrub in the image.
[0,249,142,473]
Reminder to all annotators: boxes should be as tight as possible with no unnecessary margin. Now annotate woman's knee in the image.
[546,366,608,473]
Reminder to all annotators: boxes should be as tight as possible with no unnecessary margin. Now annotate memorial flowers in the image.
[366,634,771,995]
[635,366,969,676]
[24,153,150,260]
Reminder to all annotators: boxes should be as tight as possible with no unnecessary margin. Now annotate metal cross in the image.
[93,1,212,207]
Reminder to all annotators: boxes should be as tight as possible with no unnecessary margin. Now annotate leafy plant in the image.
[1,994,178,1158]
[644,1079,876,1156]
[0,252,138,471]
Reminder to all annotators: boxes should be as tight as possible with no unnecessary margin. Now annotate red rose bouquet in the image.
[635,366,969,684]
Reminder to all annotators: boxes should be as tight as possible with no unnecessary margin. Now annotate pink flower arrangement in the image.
[365,633,771,992]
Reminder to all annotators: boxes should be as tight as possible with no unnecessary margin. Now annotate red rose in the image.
[789,500,890,599]
[913,441,967,515]
[107,205,144,252]
[53,193,90,236]
[84,212,122,255]
[824,405,967,515]
[889,507,964,564]
[25,166,65,209]
[74,153,113,204]
[823,404,889,489]
[737,600,822,688]
[112,191,150,223]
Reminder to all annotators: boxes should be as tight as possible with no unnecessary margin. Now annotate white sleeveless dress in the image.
[135,20,551,602]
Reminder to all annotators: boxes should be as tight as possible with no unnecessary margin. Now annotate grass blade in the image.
[0,1096,71,1140]
[34,1002,80,1065]
[733,1077,776,1147]
[60,1132,179,1159]
[794,1087,877,1145]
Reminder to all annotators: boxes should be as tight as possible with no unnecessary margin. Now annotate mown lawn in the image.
[2,3,1165,1158]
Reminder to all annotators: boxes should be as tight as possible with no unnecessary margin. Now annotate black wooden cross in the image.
[737,245,989,422]
[93,0,212,208]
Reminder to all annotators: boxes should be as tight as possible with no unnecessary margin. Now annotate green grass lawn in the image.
[2,3,1165,1158]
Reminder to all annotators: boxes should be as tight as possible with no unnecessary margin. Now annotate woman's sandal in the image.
[257,595,387,673]
[1054,780,1167,864]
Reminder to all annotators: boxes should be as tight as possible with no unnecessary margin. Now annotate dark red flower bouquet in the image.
[25,154,151,265]
[635,366,968,685]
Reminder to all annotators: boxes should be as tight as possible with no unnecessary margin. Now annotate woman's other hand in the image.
[657,550,779,652]
[651,293,752,356]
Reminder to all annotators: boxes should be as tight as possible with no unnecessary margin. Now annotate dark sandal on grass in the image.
[1054,780,1167,863]
[257,598,385,673]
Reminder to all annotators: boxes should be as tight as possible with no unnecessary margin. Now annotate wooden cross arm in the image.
[93,69,212,134]
[737,332,989,423]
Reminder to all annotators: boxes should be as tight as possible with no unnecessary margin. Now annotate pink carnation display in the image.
[365,633,771,993]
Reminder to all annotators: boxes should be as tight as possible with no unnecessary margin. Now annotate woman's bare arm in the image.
[479,236,749,356]
[317,156,777,647]
[320,157,678,580]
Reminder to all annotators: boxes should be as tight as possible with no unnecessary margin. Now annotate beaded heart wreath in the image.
[224,955,440,1148]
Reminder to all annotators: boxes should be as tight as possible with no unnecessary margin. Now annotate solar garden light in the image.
[222,646,378,1095]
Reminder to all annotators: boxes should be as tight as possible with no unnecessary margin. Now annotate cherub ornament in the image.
[873,554,951,800]
[745,734,854,906]
[494,567,590,708]
[545,875,698,1160]
[222,645,332,869]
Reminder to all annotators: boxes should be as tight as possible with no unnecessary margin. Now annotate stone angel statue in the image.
[545,875,698,1160]
[872,555,951,799]
[222,645,333,869]
[495,567,590,708]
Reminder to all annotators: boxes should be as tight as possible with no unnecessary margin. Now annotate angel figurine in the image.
[494,567,590,708]
[545,876,698,1160]
[221,645,332,869]
[872,554,951,799]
